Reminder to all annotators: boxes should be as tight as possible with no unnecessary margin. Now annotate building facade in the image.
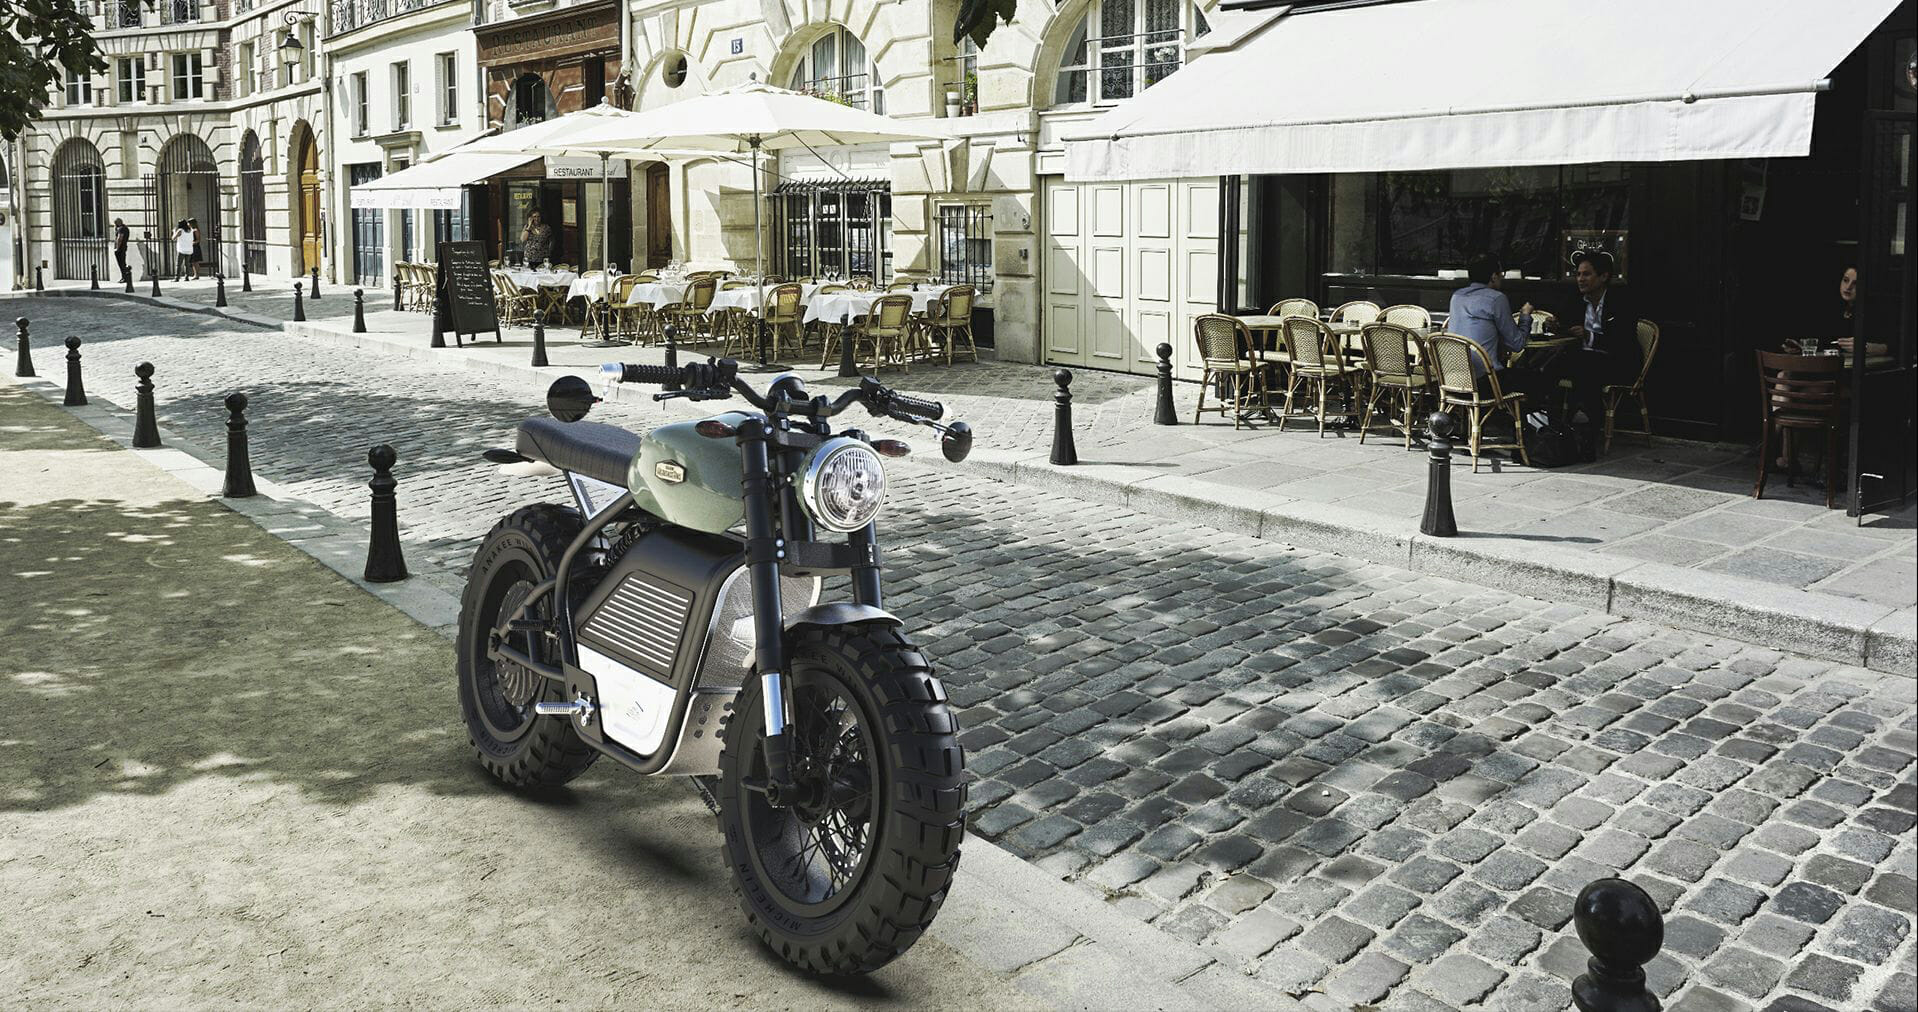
[11,0,328,284]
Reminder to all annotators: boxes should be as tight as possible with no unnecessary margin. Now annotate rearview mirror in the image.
[548,375,598,422]
[940,421,973,463]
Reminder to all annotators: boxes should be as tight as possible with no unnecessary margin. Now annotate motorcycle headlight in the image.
[799,438,887,534]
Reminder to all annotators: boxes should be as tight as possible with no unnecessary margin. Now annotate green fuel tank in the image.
[625,412,751,535]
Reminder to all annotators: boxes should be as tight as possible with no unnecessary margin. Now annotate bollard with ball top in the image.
[90,264,100,290]
[222,393,257,498]
[63,336,87,406]
[241,265,252,292]
[531,309,550,367]
[123,264,135,293]
[1571,878,1663,1012]
[215,273,228,307]
[353,289,368,334]
[132,363,162,448]
[15,318,34,378]
[1153,342,1178,425]
[309,267,321,300]
[292,281,306,322]
[1420,411,1460,537]
[363,445,409,583]
[393,272,403,312]
[1050,369,1078,466]
[150,269,161,297]
[664,325,681,390]
[837,321,858,378]
[35,265,45,291]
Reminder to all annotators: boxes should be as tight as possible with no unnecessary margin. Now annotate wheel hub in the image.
[494,581,542,707]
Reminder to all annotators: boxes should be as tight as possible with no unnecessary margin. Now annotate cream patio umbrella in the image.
[560,81,943,364]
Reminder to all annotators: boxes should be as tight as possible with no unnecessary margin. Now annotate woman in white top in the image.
[172,220,197,281]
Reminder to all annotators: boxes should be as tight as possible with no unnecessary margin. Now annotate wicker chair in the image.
[845,294,913,374]
[1381,304,1433,329]
[1271,298,1320,319]
[1429,334,1529,471]
[813,285,855,365]
[1753,351,1845,509]
[663,276,718,343]
[1332,301,1383,325]
[492,271,536,327]
[922,285,977,365]
[1277,316,1353,436]
[607,274,647,343]
[1192,314,1269,429]
[1358,322,1431,449]
[1602,320,1661,452]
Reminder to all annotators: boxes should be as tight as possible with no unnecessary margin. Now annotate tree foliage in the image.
[0,0,107,141]
[954,0,1017,49]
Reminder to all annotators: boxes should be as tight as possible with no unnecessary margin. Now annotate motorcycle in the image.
[457,353,974,974]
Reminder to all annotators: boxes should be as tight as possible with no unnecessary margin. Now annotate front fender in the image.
[785,602,902,635]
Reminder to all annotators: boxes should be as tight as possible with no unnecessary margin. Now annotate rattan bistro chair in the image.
[1429,334,1529,471]
[1331,300,1383,325]
[1192,314,1269,428]
[1277,316,1354,436]
[1358,322,1431,449]
[923,285,978,364]
[1753,351,1845,509]
[1381,304,1433,329]
[1602,320,1661,452]
[492,271,537,327]
[1271,298,1320,319]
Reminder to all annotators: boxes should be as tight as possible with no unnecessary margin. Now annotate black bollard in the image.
[309,267,321,300]
[132,362,162,448]
[353,289,368,334]
[36,265,45,291]
[14,318,33,378]
[123,264,135,293]
[392,273,402,312]
[363,444,409,583]
[241,266,252,292]
[1050,368,1078,466]
[836,323,857,378]
[63,336,87,406]
[1572,878,1663,1012]
[292,281,306,322]
[1421,411,1460,537]
[215,273,228,307]
[221,393,257,498]
[150,270,161,297]
[531,310,550,367]
[1153,342,1178,425]
[90,264,100,290]
[663,325,681,390]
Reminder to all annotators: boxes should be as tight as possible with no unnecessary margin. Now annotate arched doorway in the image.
[52,138,109,281]
[149,133,222,276]
[239,131,267,275]
[289,122,321,275]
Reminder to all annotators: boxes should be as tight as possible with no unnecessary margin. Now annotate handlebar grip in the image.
[889,392,945,421]
[621,364,682,385]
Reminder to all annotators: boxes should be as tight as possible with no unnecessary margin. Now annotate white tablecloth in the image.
[565,274,610,302]
[503,269,576,291]
[802,286,956,325]
[625,281,690,308]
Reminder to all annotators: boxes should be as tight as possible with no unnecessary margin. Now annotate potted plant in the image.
[944,86,962,118]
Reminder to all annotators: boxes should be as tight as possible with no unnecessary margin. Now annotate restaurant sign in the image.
[546,156,610,180]
[1562,230,1629,282]
[475,0,617,65]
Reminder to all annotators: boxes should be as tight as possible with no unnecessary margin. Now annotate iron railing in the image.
[104,0,143,28]
[329,0,436,35]
[937,205,993,291]
[159,0,200,25]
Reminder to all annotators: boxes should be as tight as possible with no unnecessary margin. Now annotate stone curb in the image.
[3,364,1308,1012]
[4,286,284,330]
[16,289,1913,677]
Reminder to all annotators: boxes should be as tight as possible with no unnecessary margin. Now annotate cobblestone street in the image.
[7,297,1916,1010]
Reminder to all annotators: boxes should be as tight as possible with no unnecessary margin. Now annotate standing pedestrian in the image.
[171,220,194,281]
[112,218,130,282]
[188,218,204,280]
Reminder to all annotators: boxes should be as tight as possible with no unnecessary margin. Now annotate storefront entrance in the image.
[646,162,670,269]
[291,124,322,276]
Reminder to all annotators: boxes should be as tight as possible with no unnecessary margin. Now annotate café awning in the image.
[1064,0,1902,181]
[349,150,538,209]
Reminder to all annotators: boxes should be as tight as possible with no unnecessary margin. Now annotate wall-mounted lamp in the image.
[278,9,313,52]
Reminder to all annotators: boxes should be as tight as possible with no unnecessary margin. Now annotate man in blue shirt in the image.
[1447,254,1532,390]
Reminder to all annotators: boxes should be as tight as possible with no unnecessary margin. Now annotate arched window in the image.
[788,25,884,113]
[510,72,554,125]
[52,138,109,280]
[1052,0,1209,107]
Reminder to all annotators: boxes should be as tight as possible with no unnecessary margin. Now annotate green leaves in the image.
[0,0,108,140]
[955,0,1017,50]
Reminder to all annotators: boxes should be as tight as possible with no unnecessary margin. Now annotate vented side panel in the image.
[579,572,693,680]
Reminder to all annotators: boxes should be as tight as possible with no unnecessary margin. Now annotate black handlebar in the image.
[883,390,945,422]
[619,364,682,385]
[607,357,947,425]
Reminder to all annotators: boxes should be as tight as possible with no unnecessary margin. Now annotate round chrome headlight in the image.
[799,438,887,533]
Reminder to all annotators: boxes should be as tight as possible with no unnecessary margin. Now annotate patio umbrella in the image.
[560,81,942,363]
[462,104,656,278]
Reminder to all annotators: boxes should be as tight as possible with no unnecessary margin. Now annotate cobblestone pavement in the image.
[8,296,1917,1011]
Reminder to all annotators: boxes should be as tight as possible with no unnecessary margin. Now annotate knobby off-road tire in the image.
[456,503,598,787]
[717,622,966,974]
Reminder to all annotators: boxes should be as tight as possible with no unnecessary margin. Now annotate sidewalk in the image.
[0,375,1299,1011]
[15,283,1914,674]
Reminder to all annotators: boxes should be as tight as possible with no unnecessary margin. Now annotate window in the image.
[349,162,385,285]
[510,72,552,126]
[787,26,883,113]
[775,185,891,282]
[170,52,203,101]
[392,60,410,130]
[437,52,458,125]
[957,38,979,116]
[161,0,198,24]
[301,22,316,80]
[937,204,993,290]
[235,43,253,98]
[351,71,369,135]
[117,57,145,103]
[1052,0,1209,107]
[66,70,93,106]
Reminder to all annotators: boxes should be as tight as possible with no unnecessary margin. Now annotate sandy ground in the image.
[0,382,1037,1009]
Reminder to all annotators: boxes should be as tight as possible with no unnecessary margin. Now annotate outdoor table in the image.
[804,286,956,325]
[504,269,576,291]
[565,274,610,302]
[626,281,690,308]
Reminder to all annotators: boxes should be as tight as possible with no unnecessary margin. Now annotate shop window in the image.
[1327,165,1631,280]
[1051,0,1209,108]
[774,185,891,282]
[937,204,993,290]
[788,26,884,113]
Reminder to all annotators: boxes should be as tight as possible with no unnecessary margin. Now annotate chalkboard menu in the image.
[435,240,499,347]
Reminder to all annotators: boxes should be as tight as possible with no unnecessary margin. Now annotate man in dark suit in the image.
[1536,250,1641,432]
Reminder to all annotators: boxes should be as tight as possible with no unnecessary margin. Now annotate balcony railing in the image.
[104,0,143,28]
[158,0,200,24]
[329,0,436,34]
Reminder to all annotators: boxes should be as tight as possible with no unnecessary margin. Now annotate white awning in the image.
[1065,0,1900,181]
[349,151,538,209]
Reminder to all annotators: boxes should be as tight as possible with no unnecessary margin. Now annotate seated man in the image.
[1447,253,1532,395]
[1537,250,1641,434]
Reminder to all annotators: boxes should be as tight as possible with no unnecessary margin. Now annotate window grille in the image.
[937,205,993,290]
[1054,0,1209,107]
[772,181,891,283]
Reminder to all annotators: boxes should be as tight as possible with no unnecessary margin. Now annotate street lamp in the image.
[278,9,313,53]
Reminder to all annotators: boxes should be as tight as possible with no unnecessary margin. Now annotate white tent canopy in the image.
[349,151,537,209]
[1065,0,1901,181]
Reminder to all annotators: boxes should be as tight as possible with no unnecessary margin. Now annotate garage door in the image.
[1042,176,1221,380]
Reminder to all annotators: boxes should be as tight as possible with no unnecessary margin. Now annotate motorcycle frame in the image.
[487,381,892,789]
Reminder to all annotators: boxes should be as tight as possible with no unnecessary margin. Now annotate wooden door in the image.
[298,137,322,271]
[646,163,670,269]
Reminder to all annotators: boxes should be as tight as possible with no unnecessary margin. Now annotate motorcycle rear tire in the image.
[717,622,966,974]
[456,503,598,788]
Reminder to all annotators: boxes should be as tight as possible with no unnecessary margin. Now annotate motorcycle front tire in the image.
[717,622,966,974]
